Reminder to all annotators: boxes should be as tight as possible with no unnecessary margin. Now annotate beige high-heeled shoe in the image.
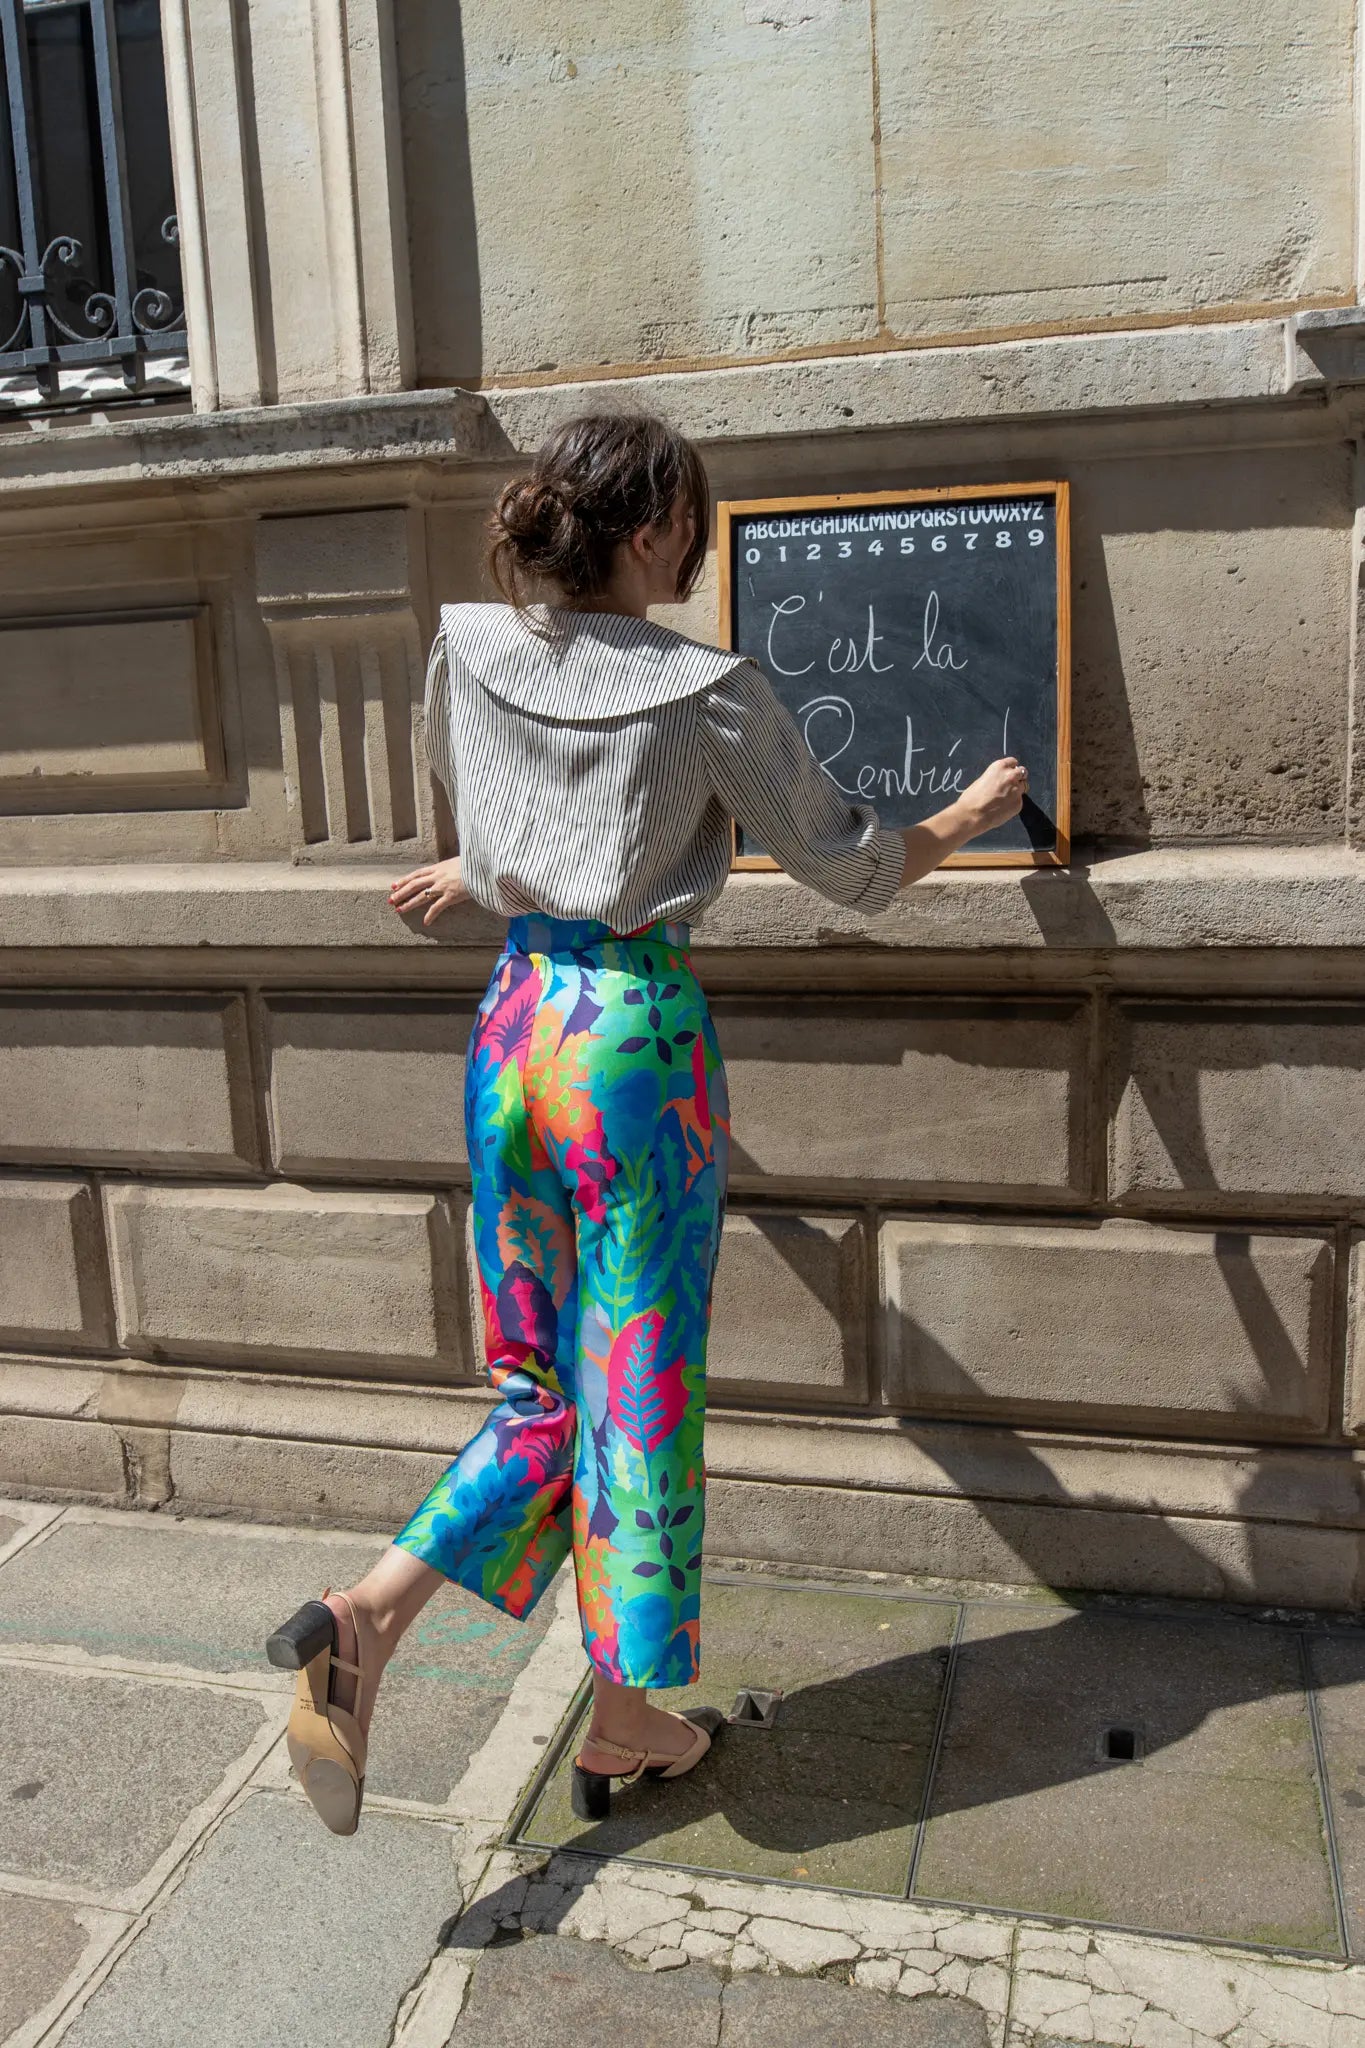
[265,1589,367,1836]
[572,1705,723,1820]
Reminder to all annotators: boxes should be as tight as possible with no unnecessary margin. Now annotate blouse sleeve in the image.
[422,628,457,813]
[698,660,905,914]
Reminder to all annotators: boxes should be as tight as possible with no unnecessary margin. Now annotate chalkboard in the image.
[717,484,1071,868]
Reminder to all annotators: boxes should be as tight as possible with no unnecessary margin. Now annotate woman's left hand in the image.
[388,857,470,927]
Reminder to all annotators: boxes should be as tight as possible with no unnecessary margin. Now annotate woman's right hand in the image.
[898,756,1032,890]
[957,756,1029,838]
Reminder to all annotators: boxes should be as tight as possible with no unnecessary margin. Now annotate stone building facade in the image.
[3,0,1365,1610]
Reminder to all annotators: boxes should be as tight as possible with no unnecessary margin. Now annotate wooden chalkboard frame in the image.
[716,482,1071,871]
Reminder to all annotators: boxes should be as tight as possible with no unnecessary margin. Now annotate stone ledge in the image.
[704,1410,1365,1533]
[709,1477,1364,1611]
[1291,305,1365,390]
[0,385,497,500]
[4,1355,1363,1532]
[489,316,1295,456]
[3,848,1365,954]
[0,314,1320,503]
[3,1408,1359,1606]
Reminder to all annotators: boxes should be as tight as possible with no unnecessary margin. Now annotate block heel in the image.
[571,1763,613,1821]
[265,1599,335,1671]
[263,1588,368,1837]
[570,1705,723,1822]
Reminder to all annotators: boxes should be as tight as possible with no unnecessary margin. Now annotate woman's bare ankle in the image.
[320,1591,391,1734]
[587,1714,646,1746]
[334,1587,404,1664]
[586,1698,689,1756]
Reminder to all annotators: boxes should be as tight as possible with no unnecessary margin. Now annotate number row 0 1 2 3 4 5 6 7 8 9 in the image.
[744,530,1047,564]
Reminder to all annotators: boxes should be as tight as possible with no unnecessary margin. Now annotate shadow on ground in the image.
[515,1571,1363,1952]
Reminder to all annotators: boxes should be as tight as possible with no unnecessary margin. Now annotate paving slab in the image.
[1008,1919,1365,2048]
[455,1933,723,2044]
[915,1605,1338,1952]
[0,1515,556,1806]
[62,1792,464,2048]
[1305,1631,1365,1954]
[721,1970,992,2047]
[365,1588,560,1807]
[455,1932,994,2044]
[0,1518,387,1674]
[0,1503,64,1570]
[0,1891,93,2043]
[0,1664,270,1891]
[518,1579,955,1893]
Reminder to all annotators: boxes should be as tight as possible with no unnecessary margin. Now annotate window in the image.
[0,0,186,408]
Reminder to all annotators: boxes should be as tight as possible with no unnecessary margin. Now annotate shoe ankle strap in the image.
[585,1732,645,1763]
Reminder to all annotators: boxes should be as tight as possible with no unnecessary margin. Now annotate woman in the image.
[264,412,1026,1836]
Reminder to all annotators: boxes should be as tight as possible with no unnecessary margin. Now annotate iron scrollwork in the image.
[0,0,188,398]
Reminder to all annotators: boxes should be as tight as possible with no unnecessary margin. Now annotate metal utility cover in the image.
[514,1575,956,1895]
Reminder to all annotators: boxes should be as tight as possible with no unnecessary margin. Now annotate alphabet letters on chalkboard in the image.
[718,485,1071,868]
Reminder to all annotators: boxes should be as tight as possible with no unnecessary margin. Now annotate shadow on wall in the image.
[1103,1000,1365,1209]
[395,2,482,388]
[886,1296,1333,1588]
[723,980,1348,1612]
[714,992,1086,1192]
[1068,444,1352,852]
[1067,519,1150,853]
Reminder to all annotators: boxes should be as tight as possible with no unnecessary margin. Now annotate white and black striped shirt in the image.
[423,603,905,929]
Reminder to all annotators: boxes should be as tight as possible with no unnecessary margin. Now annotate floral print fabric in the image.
[393,916,730,1688]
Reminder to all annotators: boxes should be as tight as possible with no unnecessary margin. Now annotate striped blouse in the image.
[422,602,906,930]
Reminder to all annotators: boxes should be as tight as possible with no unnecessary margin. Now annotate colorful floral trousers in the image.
[393,916,730,1688]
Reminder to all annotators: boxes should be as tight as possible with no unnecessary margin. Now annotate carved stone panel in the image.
[0,608,224,813]
[255,508,435,859]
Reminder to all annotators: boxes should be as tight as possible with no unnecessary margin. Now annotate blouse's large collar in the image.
[440,602,745,720]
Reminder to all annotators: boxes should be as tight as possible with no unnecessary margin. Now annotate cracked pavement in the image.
[4,1498,1365,2047]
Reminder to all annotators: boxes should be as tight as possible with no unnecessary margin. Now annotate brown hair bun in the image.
[488,412,708,607]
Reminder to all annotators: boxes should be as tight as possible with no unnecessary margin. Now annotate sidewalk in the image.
[3,1498,1365,2048]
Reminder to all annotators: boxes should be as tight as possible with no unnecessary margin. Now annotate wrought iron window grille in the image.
[0,0,186,402]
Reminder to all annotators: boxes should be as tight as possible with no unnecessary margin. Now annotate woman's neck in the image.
[562,592,647,621]
[558,558,654,620]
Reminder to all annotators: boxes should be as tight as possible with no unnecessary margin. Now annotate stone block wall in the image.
[0,995,258,1171]
[883,1217,1334,1435]
[154,3,1357,404]
[1110,1003,1365,1211]
[717,998,1089,1200]
[0,1179,109,1353]
[264,997,472,1178]
[103,1183,468,1378]
[6,0,1365,1608]
[2,977,1363,1494]
[0,517,285,866]
[396,0,1356,388]
[0,504,446,870]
